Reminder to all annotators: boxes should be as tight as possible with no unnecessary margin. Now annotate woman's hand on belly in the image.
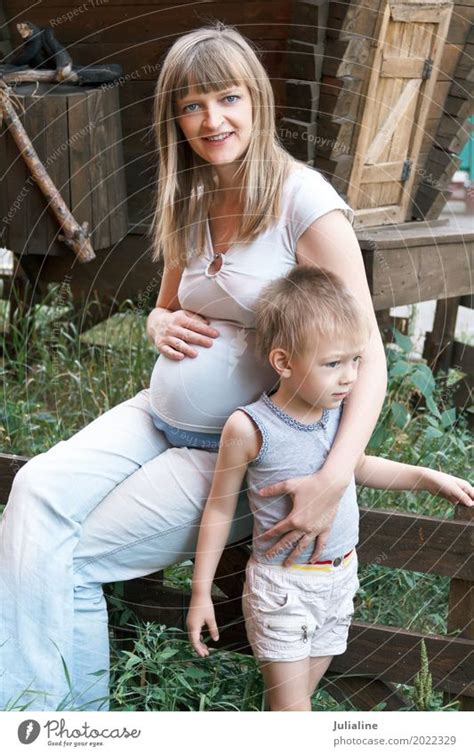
[154,309,220,360]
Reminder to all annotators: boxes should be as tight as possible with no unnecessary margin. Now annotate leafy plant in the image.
[413,639,433,711]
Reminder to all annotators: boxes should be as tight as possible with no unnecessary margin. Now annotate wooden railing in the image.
[1,452,472,711]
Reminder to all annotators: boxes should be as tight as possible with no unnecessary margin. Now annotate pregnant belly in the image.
[148,321,278,433]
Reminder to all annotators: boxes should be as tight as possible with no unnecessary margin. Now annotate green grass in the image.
[1,287,472,711]
[0,289,156,456]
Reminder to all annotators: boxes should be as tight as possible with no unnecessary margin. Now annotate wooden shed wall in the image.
[4,0,293,229]
[3,0,473,230]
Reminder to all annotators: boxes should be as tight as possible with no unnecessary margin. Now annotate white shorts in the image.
[242,549,359,662]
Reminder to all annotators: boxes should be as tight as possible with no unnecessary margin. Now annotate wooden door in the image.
[348,0,454,228]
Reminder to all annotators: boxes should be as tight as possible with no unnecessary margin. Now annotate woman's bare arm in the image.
[146,263,219,356]
[259,209,387,564]
[146,263,184,345]
[296,208,387,484]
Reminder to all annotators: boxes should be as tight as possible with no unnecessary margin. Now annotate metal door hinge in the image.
[401,160,412,182]
[422,58,433,80]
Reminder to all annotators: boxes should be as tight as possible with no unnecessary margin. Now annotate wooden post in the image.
[423,296,461,373]
[443,505,474,710]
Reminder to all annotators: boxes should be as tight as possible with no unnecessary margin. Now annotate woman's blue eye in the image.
[183,94,240,113]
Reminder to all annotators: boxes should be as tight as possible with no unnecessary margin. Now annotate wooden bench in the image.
[1,452,473,711]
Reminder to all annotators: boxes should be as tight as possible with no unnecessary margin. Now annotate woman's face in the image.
[174,83,253,167]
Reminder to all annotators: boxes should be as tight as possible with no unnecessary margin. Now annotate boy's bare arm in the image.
[191,410,260,598]
[355,454,473,507]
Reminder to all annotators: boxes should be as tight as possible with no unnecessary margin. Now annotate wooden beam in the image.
[0,452,28,503]
[360,161,406,183]
[359,223,474,308]
[365,79,421,165]
[324,676,411,711]
[444,505,474,710]
[358,507,474,581]
[1,453,472,581]
[390,2,454,24]
[331,621,473,696]
[380,56,426,78]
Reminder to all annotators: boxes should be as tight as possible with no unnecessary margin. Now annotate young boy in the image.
[186,266,473,712]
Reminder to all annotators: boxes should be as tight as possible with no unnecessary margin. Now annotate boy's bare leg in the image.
[259,658,312,711]
[308,654,334,696]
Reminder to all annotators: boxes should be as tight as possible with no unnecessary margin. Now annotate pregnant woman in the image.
[0,23,387,711]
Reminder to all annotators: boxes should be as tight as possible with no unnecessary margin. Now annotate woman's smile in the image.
[201,131,235,146]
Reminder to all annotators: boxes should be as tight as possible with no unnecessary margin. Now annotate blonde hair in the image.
[255,266,372,362]
[150,22,296,268]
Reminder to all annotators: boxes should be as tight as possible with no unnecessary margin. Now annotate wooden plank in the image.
[423,296,459,373]
[118,580,474,696]
[396,6,454,221]
[452,341,474,375]
[444,505,474,710]
[325,677,412,711]
[358,507,474,581]
[345,3,393,207]
[286,39,324,82]
[390,1,453,23]
[285,79,319,122]
[14,232,160,307]
[331,621,473,696]
[278,117,316,162]
[3,91,32,256]
[363,239,473,308]
[101,87,128,244]
[348,0,454,226]
[214,543,249,599]
[357,218,474,248]
[22,92,48,257]
[412,181,452,219]
[0,0,12,58]
[4,2,291,44]
[439,42,465,81]
[290,0,325,45]
[1,451,472,581]
[68,90,93,242]
[43,91,70,256]
[354,205,405,228]
[87,90,111,249]
[0,453,28,503]
[380,56,426,78]
[360,160,406,183]
[58,40,287,83]
[460,294,473,309]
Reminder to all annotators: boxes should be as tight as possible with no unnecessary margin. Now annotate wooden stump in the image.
[1,82,128,257]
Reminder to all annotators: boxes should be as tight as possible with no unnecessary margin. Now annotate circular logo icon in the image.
[18,720,41,744]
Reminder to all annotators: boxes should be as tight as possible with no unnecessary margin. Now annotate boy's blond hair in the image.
[255,266,372,362]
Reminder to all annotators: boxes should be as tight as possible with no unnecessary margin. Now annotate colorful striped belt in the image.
[288,549,354,571]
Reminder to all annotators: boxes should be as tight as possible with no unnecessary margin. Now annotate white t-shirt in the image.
[149,164,354,433]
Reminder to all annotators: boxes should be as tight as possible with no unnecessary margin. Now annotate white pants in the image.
[0,389,252,711]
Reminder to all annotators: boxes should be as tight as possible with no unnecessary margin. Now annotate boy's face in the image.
[281,334,367,410]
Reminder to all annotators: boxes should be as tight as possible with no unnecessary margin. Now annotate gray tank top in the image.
[237,391,359,564]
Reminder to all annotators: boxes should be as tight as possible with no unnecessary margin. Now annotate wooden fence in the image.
[1,452,472,711]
